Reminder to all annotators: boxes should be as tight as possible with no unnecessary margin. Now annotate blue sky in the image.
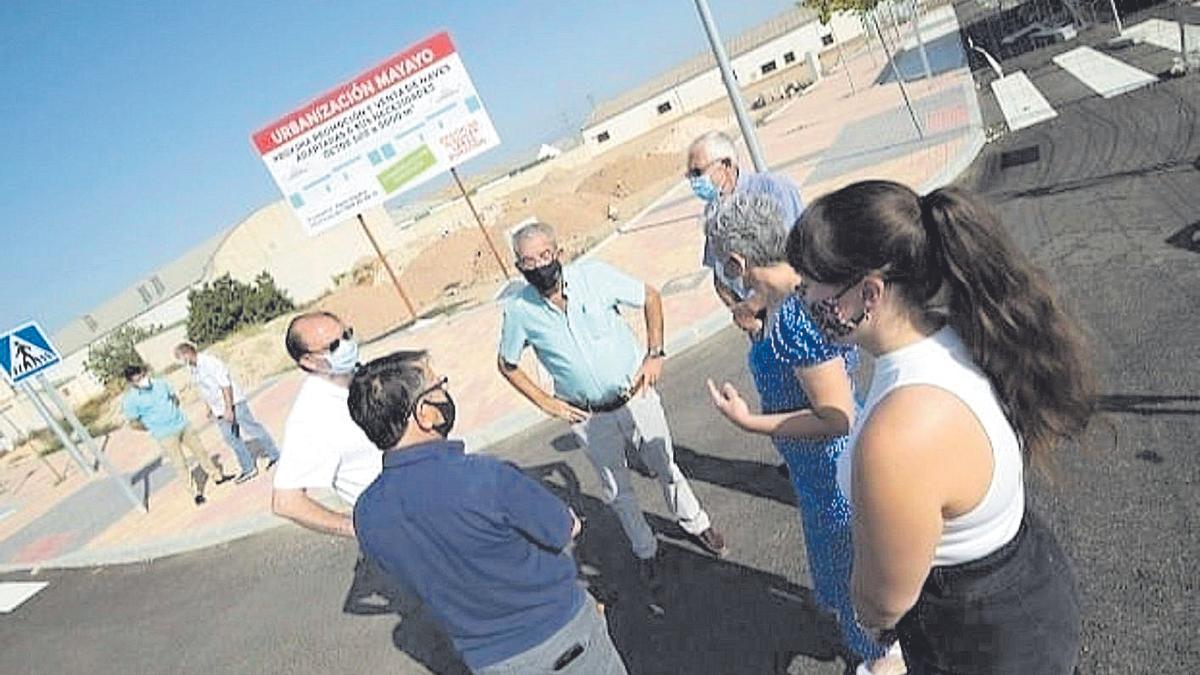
[0,0,794,335]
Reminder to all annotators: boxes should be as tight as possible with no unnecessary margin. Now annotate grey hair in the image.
[704,192,788,268]
[689,131,738,165]
[511,221,557,254]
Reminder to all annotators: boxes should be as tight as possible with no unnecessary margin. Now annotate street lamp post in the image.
[693,0,769,172]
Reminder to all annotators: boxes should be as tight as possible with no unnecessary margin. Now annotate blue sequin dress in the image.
[748,294,885,661]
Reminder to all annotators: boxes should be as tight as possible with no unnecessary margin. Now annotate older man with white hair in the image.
[497,221,727,590]
[686,130,804,334]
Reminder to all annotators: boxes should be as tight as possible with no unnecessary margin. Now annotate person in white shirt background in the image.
[175,342,279,483]
[270,311,381,537]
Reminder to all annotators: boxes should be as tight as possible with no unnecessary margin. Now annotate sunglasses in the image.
[311,326,354,355]
[684,158,728,179]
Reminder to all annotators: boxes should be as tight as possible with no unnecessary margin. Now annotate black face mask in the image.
[424,393,456,438]
[521,259,562,293]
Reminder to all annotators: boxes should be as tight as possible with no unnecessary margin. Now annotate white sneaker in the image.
[856,641,906,675]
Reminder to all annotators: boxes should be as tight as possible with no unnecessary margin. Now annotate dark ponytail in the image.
[789,181,1095,469]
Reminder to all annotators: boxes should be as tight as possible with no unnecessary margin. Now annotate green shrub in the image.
[84,325,153,386]
[186,272,295,347]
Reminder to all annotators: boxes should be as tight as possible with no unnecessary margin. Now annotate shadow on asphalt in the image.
[673,444,796,507]
[527,460,848,675]
[343,554,471,674]
[874,29,969,85]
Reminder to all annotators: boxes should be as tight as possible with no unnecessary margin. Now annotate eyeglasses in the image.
[685,158,727,179]
[310,326,354,355]
[722,255,746,282]
[794,278,862,304]
[409,376,449,416]
[516,247,558,271]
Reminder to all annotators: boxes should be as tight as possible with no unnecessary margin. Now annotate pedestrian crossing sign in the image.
[0,322,61,384]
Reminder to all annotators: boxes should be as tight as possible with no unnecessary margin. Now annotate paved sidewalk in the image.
[0,5,983,572]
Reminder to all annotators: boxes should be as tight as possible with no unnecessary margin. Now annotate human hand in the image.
[706,379,751,427]
[731,303,763,335]
[632,356,664,395]
[541,398,589,424]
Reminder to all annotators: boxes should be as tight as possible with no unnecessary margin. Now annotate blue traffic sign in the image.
[0,321,62,384]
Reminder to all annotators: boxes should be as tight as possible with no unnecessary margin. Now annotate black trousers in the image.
[896,510,1082,674]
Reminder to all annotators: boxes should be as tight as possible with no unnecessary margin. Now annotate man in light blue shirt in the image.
[122,364,231,505]
[498,222,727,587]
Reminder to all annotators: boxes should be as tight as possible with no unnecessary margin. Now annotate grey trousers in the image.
[474,595,626,674]
[571,389,711,559]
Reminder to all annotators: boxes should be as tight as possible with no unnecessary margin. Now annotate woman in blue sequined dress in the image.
[703,193,903,674]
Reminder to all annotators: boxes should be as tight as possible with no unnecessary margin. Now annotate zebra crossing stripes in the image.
[991,70,1058,131]
[1052,46,1158,98]
[0,581,48,613]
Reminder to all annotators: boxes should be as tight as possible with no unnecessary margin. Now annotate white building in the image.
[582,7,864,154]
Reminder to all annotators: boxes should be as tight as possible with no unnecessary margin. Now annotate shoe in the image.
[857,641,906,675]
[234,469,259,484]
[193,494,207,506]
[693,527,728,558]
[212,473,235,485]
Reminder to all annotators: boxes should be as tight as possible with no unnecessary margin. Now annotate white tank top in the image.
[839,326,1025,566]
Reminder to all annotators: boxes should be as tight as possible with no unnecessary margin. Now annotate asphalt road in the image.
[3,21,1199,675]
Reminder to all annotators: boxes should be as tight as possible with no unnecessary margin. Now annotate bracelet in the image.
[645,347,666,359]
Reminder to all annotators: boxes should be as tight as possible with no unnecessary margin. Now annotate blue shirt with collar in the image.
[354,440,585,671]
[499,259,645,406]
[702,170,805,299]
[121,377,188,439]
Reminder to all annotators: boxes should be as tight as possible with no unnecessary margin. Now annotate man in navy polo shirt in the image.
[349,351,626,675]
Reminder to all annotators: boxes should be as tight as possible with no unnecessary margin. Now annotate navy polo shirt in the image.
[353,440,585,670]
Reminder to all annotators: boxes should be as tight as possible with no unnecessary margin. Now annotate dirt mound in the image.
[647,116,732,155]
[577,152,680,198]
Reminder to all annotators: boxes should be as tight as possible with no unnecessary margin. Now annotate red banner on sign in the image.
[251,31,455,154]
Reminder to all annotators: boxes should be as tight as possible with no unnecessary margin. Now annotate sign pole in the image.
[36,374,145,512]
[21,382,92,475]
[356,213,418,321]
[871,9,924,139]
[450,167,511,280]
[693,0,769,172]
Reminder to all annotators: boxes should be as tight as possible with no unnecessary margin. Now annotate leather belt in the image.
[566,393,630,413]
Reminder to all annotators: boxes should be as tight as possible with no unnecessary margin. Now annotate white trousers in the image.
[571,389,711,559]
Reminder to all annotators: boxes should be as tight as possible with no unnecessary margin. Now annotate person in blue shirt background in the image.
[121,364,231,505]
[349,351,627,674]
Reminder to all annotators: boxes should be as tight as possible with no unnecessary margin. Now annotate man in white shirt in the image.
[175,342,280,483]
[271,311,381,537]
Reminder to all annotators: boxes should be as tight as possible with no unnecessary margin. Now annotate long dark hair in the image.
[788,180,1095,468]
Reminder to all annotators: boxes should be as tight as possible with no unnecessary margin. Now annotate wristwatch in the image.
[646,347,666,359]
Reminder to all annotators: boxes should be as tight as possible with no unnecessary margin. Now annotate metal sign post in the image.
[355,213,418,321]
[450,167,512,280]
[872,9,924,139]
[20,382,92,475]
[36,374,145,512]
[693,0,769,172]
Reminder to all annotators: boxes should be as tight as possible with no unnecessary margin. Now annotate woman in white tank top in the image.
[786,181,1096,674]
